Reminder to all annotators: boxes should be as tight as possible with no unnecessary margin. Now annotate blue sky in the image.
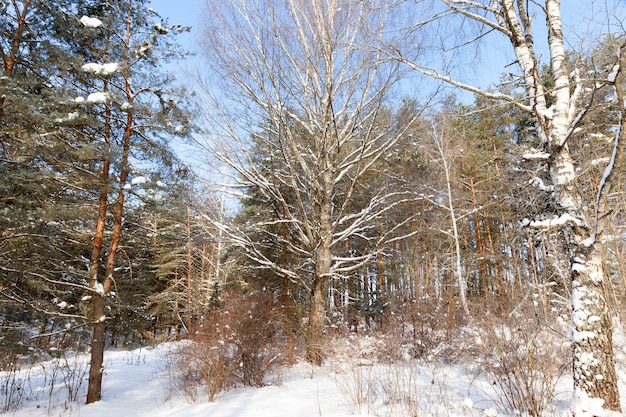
[149,0,200,27]
[149,0,201,51]
[145,0,626,91]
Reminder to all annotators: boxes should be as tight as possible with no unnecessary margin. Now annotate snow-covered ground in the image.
[2,331,624,417]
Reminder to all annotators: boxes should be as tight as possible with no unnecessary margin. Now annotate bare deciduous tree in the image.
[199,0,422,364]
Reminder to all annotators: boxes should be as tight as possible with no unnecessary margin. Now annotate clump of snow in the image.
[131,176,148,185]
[82,62,119,76]
[79,16,103,28]
[590,157,610,167]
[121,102,133,110]
[573,389,623,417]
[588,315,601,324]
[529,177,554,192]
[572,331,596,343]
[55,112,80,123]
[154,23,169,34]
[522,151,551,161]
[525,213,584,229]
[74,96,85,103]
[93,281,105,295]
[537,105,555,120]
[484,407,498,417]
[136,42,152,58]
[86,92,109,104]
[580,236,596,247]
[607,63,620,84]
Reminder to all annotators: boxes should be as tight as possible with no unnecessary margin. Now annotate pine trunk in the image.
[86,295,106,403]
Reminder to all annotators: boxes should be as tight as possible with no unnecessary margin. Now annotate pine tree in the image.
[0,0,193,402]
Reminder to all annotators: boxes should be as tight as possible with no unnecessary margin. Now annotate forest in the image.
[1,0,626,416]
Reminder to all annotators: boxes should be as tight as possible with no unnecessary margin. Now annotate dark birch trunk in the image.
[569,43,626,412]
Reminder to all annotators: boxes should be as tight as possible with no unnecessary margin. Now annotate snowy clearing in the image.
[0,338,582,417]
[3,325,626,417]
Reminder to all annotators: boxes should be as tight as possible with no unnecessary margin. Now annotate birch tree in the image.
[429,117,470,316]
[200,0,421,364]
[390,0,626,412]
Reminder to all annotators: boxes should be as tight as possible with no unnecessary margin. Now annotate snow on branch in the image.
[529,177,554,192]
[82,63,119,76]
[0,288,86,321]
[596,103,623,210]
[607,60,620,84]
[522,151,551,161]
[79,16,103,28]
[391,55,533,113]
[537,106,554,120]
[521,213,585,230]
[201,213,312,290]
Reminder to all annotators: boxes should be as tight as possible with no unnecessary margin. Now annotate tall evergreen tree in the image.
[0,0,192,403]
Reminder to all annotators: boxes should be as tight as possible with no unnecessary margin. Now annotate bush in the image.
[473,313,568,417]
[168,291,289,402]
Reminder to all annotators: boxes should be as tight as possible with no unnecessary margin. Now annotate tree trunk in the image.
[550,133,622,414]
[570,42,626,413]
[306,174,332,365]
[571,242,620,411]
[86,81,111,405]
[306,275,327,365]
[397,0,623,406]
[86,6,135,398]
[306,232,330,364]
[86,295,106,403]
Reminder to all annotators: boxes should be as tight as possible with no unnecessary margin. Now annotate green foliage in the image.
[0,0,196,355]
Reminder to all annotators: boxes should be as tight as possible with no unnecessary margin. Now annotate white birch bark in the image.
[431,120,470,317]
[392,0,624,411]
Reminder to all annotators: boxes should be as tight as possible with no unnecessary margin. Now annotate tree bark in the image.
[86,295,106,403]
[86,2,134,402]
[306,275,327,365]
[571,244,620,411]
[86,79,112,404]
[306,168,333,365]
[570,41,626,412]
